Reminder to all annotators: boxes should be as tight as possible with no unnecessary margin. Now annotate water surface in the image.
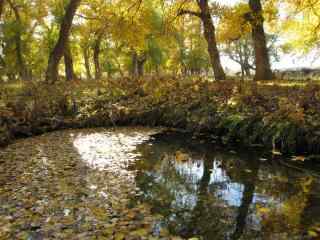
[132,131,320,239]
[0,128,320,239]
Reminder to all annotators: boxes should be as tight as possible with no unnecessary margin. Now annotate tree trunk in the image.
[14,33,30,80]
[64,41,76,81]
[242,41,252,76]
[198,0,226,81]
[137,61,144,77]
[248,0,274,81]
[131,52,146,78]
[93,35,102,80]
[131,51,138,77]
[243,63,251,76]
[45,0,81,84]
[137,56,146,77]
[0,0,4,19]
[7,0,31,81]
[83,47,92,80]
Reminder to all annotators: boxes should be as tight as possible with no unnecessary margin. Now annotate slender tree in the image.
[83,47,92,80]
[45,0,81,84]
[0,0,4,19]
[64,40,76,81]
[7,0,31,80]
[179,0,226,80]
[131,51,147,77]
[246,0,274,81]
[93,33,102,80]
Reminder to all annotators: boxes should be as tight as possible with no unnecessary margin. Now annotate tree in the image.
[64,40,77,81]
[45,0,81,84]
[246,0,274,81]
[83,46,92,80]
[178,0,226,80]
[281,0,320,54]
[93,32,102,80]
[7,0,31,80]
[0,0,4,19]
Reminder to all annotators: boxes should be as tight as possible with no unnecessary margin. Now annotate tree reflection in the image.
[183,154,219,238]
[231,160,260,240]
[133,132,320,240]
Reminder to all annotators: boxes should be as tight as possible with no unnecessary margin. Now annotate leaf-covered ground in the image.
[1,78,320,157]
[0,127,183,240]
[81,78,320,156]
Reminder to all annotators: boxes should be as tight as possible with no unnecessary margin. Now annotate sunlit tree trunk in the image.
[93,35,102,80]
[64,41,76,81]
[7,0,31,81]
[45,0,81,84]
[131,51,138,77]
[0,54,6,81]
[242,42,252,76]
[248,0,274,81]
[179,0,226,80]
[83,47,92,80]
[0,0,4,19]
[198,0,226,80]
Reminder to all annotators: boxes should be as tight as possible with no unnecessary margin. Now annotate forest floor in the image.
[1,77,320,160]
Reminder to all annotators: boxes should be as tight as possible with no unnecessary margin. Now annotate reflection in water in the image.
[231,159,259,240]
[0,128,320,239]
[73,128,159,181]
[132,131,320,240]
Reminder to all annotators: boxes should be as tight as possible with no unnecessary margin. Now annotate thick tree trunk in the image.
[198,0,225,81]
[45,0,81,84]
[64,41,76,81]
[83,47,92,80]
[93,35,102,80]
[7,0,31,80]
[248,0,274,81]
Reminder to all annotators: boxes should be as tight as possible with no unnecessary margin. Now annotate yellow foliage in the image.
[281,0,320,52]
[217,3,251,43]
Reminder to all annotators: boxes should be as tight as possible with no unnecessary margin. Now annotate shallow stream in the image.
[1,127,320,239]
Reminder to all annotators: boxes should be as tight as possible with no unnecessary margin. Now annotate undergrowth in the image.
[1,77,320,157]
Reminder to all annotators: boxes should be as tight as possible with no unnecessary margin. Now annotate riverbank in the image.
[1,77,320,159]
